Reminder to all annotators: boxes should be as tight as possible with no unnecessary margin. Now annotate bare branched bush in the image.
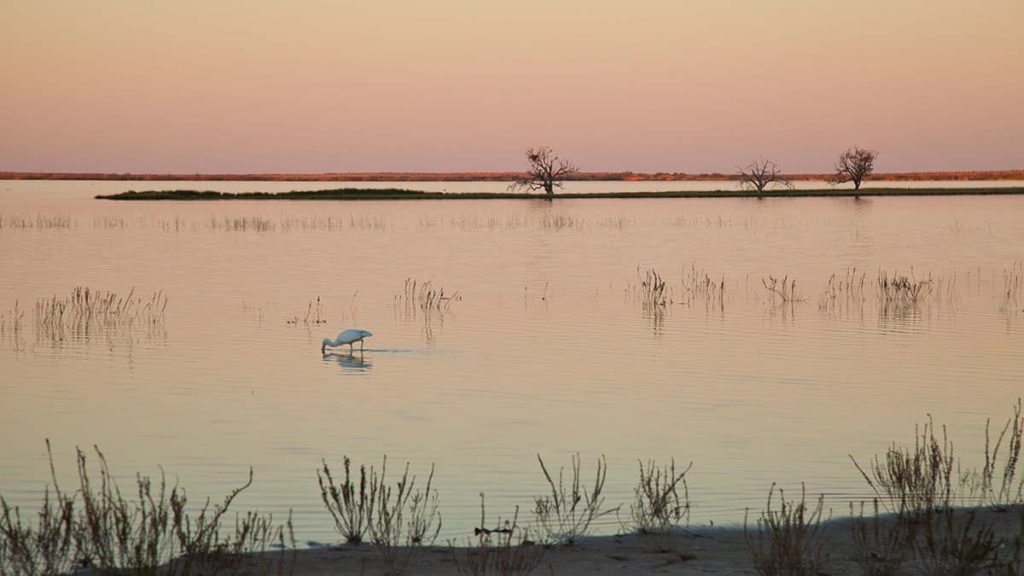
[1,443,288,576]
[620,459,692,534]
[0,443,75,576]
[744,483,827,576]
[533,454,616,545]
[73,446,177,574]
[317,457,378,545]
[452,494,544,576]
[851,415,956,519]
[371,461,442,575]
[850,499,918,576]
[168,468,296,574]
[318,456,441,574]
[979,399,1024,510]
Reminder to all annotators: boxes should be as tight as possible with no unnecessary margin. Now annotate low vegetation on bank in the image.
[95,187,1024,201]
[2,401,1023,575]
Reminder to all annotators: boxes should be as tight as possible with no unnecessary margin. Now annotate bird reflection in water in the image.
[322,351,373,372]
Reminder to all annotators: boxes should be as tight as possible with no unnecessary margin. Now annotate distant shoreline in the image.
[6,169,1024,183]
[95,187,1024,201]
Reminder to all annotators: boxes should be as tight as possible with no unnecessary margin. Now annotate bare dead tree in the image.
[509,146,579,199]
[737,158,792,198]
[829,147,877,193]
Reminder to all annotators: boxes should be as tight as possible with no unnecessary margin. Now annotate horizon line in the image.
[3,169,1024,183]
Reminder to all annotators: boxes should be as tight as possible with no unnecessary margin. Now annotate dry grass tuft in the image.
[744,483,827,576]
[34,287,168,341]
[533,453,616,546]
[1,442,293,576]
[317,456,441,575]
[851,415,956,519]
[619,459,692,535]
[451,494,544,576]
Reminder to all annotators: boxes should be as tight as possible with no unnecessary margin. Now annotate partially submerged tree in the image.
[829,147,877,193]
[510,146,579,199]
[737,158,792,198]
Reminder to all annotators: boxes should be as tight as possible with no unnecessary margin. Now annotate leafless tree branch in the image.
[829,147,877,193]
[737,158,793,197]
[509,146,579,199]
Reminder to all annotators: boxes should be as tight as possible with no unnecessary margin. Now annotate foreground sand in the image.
[234,506,1023,575]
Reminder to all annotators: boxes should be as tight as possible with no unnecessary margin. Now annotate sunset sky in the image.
[1,0,1021,173]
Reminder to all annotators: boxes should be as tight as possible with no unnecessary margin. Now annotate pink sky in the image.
[1,0,1021,173]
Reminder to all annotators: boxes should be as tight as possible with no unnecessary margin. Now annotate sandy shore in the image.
[230,506,1022,575]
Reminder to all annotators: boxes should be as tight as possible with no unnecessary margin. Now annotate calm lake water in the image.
[1,180,1022,542]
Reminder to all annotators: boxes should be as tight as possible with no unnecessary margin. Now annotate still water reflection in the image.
[0,181,1022,542]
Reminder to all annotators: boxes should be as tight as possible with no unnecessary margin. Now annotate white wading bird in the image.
[321,329,373,353]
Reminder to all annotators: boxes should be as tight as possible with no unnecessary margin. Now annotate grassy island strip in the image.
[95,186,1024,201]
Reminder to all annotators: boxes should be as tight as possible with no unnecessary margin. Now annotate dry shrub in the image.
[318,456,441,575]
[533,453,616,545]
[916,507,999,576]
[744,483,827,576]
[851,415,956,519]
[317,456,376,545]
[850,499,918,576]
[452,495,544,576]
[620,459,692,534]
[0,444,75,576]
[1,442,291,576]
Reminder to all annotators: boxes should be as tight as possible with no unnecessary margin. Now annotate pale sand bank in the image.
[229,506,1022,575]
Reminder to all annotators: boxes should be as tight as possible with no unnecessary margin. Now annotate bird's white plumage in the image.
[322,329,373,353]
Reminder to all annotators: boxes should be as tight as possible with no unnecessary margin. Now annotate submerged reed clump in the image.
[1003,260,1024,313]
[451,495,544,576]
[619,459,692,535]
[533,453,616,546]
[876,269,933,308]
[679,265,725,307]
[0,442,294,576]
[302,296,327,326]
[629,267,670,311]
[395,278,460,314]
[0,213,74,230]
[0,301,25,338]
[744,483,827,576]
[34,287,168,341]
[208,215,276,233]
[818,267,867,315]
[762,275,804,304]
